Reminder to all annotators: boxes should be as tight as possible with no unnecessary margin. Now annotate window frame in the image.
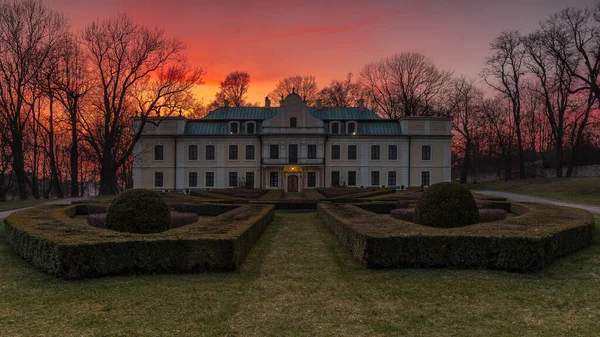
[229,121,239,134]
[269,144,279,159]
[371,145,380,161]
[228,144,238,161]
[347,121,357,134]
[387,171,397,186]
[154,171,164,188]
[421,171,431,187]
[290,117,297,128]
[205,172,215,187]
[388,145,398,161]
[228,172,238,187]
[188,171,198,188]
[422,145,432,161]
[347,145,357,161]
[371,171,380,186]
[347,170,357,186]
[331,144,341,160]
[205,145,216,161]
[307,172,316,188]
[188,144,198,161]
[154,145,164,161]
[245,172,255,188]
[330,122,341,134]
[245,144,255,160]
[307,144,317,159]
[269,172,279,187]
[246,121,256,134]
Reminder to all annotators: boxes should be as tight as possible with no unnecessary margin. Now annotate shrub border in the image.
[318,202,595,272]
[5,203,274,279]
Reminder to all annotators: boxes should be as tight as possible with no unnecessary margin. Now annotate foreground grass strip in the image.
[1,215,600,336]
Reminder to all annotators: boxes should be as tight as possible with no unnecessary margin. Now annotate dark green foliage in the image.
[86,203,109,214]
[105,189,171,234]
[87,213,107,228]
[170,212,199,228]
[478,209,507,223]
[5,203,275,279]
[354,202,396,214]
[318,202,595,272]
[415,182,479,228]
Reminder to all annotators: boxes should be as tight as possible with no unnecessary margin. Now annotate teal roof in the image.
[308,107,380,120]
[204,107,278,120]
[185,122,229,135]
[202,106,380,121]
[357,121,402,135]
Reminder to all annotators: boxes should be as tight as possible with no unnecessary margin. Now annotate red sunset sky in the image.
[47,0,596,105]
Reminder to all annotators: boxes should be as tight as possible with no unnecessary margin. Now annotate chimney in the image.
[316,99,322,110]
[265,96,271,108]
[358,99,365,111]
[224,100,229,108]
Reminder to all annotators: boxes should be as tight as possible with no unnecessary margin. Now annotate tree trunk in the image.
[555,138,563,178]
[99,156,119,195]
[515,123,525,179]
[460,140,472,184]
[69,100,79,197]
[11,132,28,200]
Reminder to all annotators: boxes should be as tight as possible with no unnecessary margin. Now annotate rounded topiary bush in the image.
[414,182,479,228]
[105,189,171,234]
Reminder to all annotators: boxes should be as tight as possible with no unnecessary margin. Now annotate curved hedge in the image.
[5,203,274,279]
[414,182,479,228]
[318,202,595,272]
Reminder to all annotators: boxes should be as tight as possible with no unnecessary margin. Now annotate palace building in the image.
[133,92,452,192]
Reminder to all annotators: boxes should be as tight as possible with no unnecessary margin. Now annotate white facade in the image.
[134,93,452,192]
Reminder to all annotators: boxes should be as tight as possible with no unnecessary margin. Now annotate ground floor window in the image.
[189,172,198,188]
[347,171,357,186]
[245,172,254,188]
[307,172,316,187]
[421,171,430,187]
[229,172,238,187]
[388,171,396,186]
[331,171,340,187]
[154,172,164,188]
[371,171,380,186]
[270,172,279,187]
[206,172,214,187]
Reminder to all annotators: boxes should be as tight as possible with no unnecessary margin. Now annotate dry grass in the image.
[1,214,600,336]
[0,199,46,212]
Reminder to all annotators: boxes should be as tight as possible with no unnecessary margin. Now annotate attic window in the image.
[229,122,239,134]
[246,122,256,134]
[347,122,357,134]
[290,117,297,128]
[330,122,340,134]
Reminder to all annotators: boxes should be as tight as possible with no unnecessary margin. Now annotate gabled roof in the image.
[202,106,380,121]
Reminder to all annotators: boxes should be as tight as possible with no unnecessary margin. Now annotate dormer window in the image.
[347,122,357,134]
[290,117,297,128]
[229,122,239,134]
[330,122,340,134]
[246,122,256,134]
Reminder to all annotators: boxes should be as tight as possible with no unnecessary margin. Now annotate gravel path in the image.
[0,197,89,219]
[475,190,600,215]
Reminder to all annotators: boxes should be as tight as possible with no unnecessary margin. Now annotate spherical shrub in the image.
[414,182,479,228]
[105,189,171,234]
[390,208,415,221]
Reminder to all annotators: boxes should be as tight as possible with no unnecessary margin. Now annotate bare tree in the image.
[207,71,250,110]
[481,96,516,181]
[360,52,452,119]
[268,75,319,106]
[81,14,205,195]
[0,0,66,200]
[482,31,527,179]
[318,73,367,107]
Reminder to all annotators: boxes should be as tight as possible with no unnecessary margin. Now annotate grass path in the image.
[1,213,600,336]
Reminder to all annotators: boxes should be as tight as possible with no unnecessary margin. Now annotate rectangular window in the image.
[154,145,164,161]
[246,145,255,160]
[307,172,316,187]
[245,172,254,188]
[348,171,357,186]
[422,145,432,161]
[422,171,431,186]
[331,123,339,134]
[388,171,397,186]
[246,123,255,134]
[289,144,298,164]
[308,144,317,159]
[371,171,380,186]
[154,172,164,187]
[347,122,357,134]
[331,171,340,187]
[188,145,198,160]
[348,145,357,160]
[371,145,380,160]
[229,145,238,160]
[270,172,279,187]
[388,145,398,160]
[205,145,215,160]
[229,172,238,187]
[270,144,279,159]
[230,123,238,134]
[189,172,198,188]
[205,172,214,187]
[331,145,340,160]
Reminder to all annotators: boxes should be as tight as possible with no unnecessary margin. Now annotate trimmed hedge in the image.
[5,203,274,279]
[106,189,171,234]
[478,209,507,223]
[390,208,415,221]
[250,200,318,210]
[303,189,326,200]
[318,202,595,272]
[354,202,396,214]
[415,183,479,228]
[258,189,284,200]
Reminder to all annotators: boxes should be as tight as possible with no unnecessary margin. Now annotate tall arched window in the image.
[290,117,297,128]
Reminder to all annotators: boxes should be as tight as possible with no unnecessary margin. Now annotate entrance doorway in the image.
[287,175,299,192]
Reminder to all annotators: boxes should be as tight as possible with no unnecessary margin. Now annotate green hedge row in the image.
[318,202,595,272]
[258,189,284,200]
[5,203,274,279]
[250,200,318,210]
[303,189,326,200]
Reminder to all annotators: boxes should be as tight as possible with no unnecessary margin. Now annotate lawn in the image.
[0,199,47,212]
[469,177,600,206]
[1,212,600,336]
